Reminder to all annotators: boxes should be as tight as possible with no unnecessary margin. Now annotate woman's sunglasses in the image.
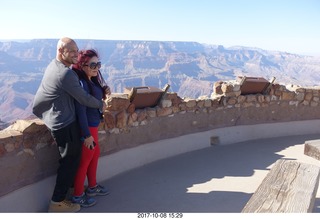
[84,62,101,69]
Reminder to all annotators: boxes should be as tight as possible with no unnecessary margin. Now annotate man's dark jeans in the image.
[50,121,82,202]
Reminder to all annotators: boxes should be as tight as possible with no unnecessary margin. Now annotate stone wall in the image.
[1,80,320,197]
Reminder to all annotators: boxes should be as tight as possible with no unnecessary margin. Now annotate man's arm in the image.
[62,69,104,110]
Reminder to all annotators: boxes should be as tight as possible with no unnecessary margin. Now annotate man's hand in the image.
[101,101,107,112]
[104,85,112,96]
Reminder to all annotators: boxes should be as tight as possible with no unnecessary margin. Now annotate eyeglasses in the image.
[84,62,101,69]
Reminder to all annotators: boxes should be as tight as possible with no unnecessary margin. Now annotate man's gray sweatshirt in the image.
[32,59,103,131]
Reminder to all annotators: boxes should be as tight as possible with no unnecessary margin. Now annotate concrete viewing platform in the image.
[80,133,320,213]
[1,120,320,213]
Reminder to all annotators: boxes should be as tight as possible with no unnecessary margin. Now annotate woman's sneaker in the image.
[72,193,96,207]
[86,184,110,197]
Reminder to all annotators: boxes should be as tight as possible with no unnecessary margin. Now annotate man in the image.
[32,37,105,212]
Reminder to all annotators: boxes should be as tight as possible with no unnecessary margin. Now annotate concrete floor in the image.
[80,134,320,213]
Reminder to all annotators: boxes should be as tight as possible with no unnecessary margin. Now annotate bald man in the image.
[33,37,105,212]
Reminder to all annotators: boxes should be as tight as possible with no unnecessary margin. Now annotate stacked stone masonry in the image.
[1,80,320,197]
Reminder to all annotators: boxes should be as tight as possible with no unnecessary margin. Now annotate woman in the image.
[71,49,111,207]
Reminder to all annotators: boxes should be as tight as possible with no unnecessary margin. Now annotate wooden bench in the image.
[304,139,320,161]
[242,159,320,213]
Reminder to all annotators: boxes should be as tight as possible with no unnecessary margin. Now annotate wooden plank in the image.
[304,140,320,161]
[242,159,320,213]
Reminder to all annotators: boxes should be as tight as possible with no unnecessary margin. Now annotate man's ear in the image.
[58,47,63,54]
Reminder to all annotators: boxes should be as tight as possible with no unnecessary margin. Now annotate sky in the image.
[0,0,319,56]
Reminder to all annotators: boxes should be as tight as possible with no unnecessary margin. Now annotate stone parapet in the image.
[1,80,320,197]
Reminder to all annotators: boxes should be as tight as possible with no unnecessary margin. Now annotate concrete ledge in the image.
[212,120,320,145]
[1,120,320,212]
[304,139,320,161]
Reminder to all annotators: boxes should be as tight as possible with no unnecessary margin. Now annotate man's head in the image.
[56,37,79,67]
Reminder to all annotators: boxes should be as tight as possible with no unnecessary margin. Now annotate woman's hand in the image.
[83,135,95,150]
